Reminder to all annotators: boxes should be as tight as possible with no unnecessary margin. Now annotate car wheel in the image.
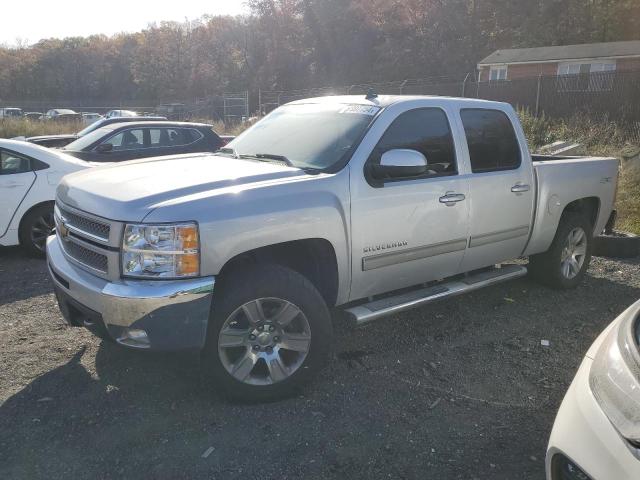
[529,212,593,289]
[19,204,55,258]
[592,230,640,258]
[202,264,333,402]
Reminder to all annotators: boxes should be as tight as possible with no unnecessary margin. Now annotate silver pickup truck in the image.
[47,95,618,400]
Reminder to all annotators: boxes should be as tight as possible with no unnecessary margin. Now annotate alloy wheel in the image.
[217,297,311,386]
[30,211,55,253]
[560,227,587,279]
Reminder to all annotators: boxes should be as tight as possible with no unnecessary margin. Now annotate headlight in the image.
[122,223,199,278]
[589,302,640,444]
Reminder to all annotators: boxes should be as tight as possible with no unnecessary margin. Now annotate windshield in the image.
[76,118,107,136]
[225,103,380,170]
[64,127,113,151]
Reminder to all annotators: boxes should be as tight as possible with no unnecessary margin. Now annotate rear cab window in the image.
[460,109,521,173]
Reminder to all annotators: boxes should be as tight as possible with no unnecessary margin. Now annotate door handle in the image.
[439,192,466,206]
[511,184,530,193]
[2,182,25,188]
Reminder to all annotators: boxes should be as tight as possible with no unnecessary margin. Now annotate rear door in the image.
[0,150,36,237]
[349,105,470,300]
[147,127,204,156]
[456,108,535,271]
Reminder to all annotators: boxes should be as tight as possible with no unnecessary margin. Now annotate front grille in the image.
[59,207,110,241]
[61,239,108,273]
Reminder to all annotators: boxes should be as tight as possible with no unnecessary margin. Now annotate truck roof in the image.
[287,94,510,109]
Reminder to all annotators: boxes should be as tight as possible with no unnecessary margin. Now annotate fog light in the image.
[551,454,591,480]
[117,328,150,349]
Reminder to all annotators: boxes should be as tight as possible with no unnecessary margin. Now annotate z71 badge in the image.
[363,240,408,254]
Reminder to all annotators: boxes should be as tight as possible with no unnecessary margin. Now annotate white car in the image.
[547,299,640,479]
[0,139,91,255]
[104,109,138,119]
[45,108,78,120]
[81,112,103,126]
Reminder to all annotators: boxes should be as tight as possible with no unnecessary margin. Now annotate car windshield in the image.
[63,127,114,151]
[224,103,380,171]
[76,118,108,136]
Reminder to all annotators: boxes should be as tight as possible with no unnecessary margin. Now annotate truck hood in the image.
[57,153,312,221]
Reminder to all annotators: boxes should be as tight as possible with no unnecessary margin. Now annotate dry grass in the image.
[1,118,253,139]
[519,110,640,234]
[617,154,640,234]
[0,118,80,138]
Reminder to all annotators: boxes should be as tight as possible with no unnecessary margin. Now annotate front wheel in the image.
[529,212,593,289]
[202,264,333,402]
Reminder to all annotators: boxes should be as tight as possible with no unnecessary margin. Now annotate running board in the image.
[344,265,527,326]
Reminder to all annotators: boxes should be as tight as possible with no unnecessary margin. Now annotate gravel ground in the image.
[1,246,639,480]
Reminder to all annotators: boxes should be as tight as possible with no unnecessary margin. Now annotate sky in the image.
[1,0,249,46]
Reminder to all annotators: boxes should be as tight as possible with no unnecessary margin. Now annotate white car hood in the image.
[56,153,310,222]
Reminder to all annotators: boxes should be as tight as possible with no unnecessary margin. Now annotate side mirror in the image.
[96,143,113,153]
[372,149,428,179]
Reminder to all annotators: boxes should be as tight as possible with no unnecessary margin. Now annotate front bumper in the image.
[546,355,640,479]
[46,235,215,351]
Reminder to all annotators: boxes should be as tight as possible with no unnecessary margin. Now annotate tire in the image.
[202,264,333,402]
[593,231,640,258]
[529,212,593,289]
[18,203,55,258]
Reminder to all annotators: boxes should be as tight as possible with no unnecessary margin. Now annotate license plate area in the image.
[53,285,110,340]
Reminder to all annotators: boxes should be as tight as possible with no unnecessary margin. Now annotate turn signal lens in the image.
[177,253,199,276]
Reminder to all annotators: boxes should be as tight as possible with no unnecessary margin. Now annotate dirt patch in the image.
[1,245,639,479]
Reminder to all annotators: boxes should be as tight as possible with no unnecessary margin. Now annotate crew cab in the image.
[46,95,619,401]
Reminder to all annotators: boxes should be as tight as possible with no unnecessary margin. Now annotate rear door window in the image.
[149,128,201,147]
[0,150,31,175]
[460,109,521,173]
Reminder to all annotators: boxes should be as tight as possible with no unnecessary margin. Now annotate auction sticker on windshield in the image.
[339,105,380,115]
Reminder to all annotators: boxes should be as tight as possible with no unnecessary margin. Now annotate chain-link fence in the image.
[0,92,251,124]
[4,70,640,126]
[258,70,640,123]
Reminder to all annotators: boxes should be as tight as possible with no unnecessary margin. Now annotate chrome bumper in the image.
[46,235,215,351]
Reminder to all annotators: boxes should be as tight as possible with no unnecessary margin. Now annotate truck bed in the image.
[524,155,619,256]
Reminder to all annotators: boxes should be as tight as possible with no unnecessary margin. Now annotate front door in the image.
[349,107,470,301]
[456,108,535,272]
[0,149,36,237]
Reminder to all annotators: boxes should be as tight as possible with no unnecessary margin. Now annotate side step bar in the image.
[344,265,527,326]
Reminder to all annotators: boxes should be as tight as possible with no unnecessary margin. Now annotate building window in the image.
[557,60,616,91]
[489,66,508,81]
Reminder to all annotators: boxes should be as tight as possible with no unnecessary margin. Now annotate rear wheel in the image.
[203,264,332,402]
[529,212,592,289]
[19,204,55,258]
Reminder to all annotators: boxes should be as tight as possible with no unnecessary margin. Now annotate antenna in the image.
[365,88,378,100]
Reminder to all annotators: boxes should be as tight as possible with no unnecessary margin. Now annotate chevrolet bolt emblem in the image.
[58,219,70,239]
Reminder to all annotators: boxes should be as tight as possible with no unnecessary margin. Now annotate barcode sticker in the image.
[339,105,380,115]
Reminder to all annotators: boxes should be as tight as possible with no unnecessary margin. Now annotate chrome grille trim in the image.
[58,206,110,243]
[59,236,109,274]
[54,200,123,280]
